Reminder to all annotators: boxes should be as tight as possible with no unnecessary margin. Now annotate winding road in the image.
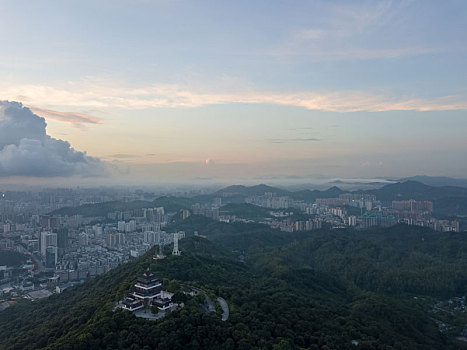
[217,297,229,321]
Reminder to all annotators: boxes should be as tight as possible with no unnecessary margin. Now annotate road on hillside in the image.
[217,297,229,321]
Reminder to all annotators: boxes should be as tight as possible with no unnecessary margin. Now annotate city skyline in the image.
[1,0,466,184]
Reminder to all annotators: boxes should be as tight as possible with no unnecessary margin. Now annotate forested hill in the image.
[50,196,197,217]
[248,225,467,297]
[1,224,467,349]
[400,176,467,188]
[48,185,348,216]
[213,184,345,203]
[359,181,467,216]
[361,180,467,202]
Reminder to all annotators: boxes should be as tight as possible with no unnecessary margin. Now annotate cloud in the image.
[268,46,440,61]
[3,82,467,113]
[0,101,107,177]
[269,1,448,61]
[269,138,321,144]
[106,153,137,159]
[28,106,101,129]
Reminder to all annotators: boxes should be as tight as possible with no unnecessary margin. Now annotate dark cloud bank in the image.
[0,101,107,177]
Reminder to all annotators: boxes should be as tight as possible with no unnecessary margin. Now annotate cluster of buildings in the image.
[0,187,189,307]
[246,192,293,209]
[1,184,465,310]
[238,192,380,231]
[258,218,323,232]
[390,200,459,232]
[189,190,463,233]
[191,202,221,220]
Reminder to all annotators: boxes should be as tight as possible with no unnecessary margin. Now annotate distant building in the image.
[392,200,433,213]
[125,220,136,233]
[93,225,103,236]
[143,231,160,245]
[105,232,125,247]
[40,231,57,257]
[78,232,89,246]
[315,198,345,206]
[2,223,10,233]
[181,209,191,220]
[362,212,396,229]
[339,193,376,204]
[117,221,126,232]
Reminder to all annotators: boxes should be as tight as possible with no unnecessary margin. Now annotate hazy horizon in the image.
[1,0,466,184]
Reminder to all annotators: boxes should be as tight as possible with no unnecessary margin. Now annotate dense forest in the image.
[1,223,467,349]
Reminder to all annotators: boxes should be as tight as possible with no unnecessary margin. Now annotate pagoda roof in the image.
[136,269,160,284]
[153,298,172,306]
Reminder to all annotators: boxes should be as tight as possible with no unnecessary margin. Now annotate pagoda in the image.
[131,269,162,302]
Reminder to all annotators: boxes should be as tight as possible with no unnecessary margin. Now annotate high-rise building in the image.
[143,231,161,245]
[362,213,396,229]
[78,232,90,246]
[3,223,10,233]
[125,220,136,233]
[117,221,126,232]
[40,231,57,257]
[93,225,103,236]
[392,200,433,212]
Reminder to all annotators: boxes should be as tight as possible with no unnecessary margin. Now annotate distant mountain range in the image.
[361,180,467,202]
[51,178,467,219]
[271,175,467,191]
[398,175,467,188]
[214,184,345,203]
[213,180,467,217]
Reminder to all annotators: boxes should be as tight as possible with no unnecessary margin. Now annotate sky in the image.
[0,0,466,185]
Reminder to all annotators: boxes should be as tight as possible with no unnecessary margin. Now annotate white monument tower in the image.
[172,232,181,255]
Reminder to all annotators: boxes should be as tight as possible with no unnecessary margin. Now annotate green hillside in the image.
[1,224,467,349]
[219,203,274,220]
[50,197,197,217]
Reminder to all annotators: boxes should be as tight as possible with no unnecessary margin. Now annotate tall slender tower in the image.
[172,232,181,255]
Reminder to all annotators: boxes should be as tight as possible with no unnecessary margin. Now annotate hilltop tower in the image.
[172,232,181,255]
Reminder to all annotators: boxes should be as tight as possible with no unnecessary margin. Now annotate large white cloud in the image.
[0,101,107,177]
